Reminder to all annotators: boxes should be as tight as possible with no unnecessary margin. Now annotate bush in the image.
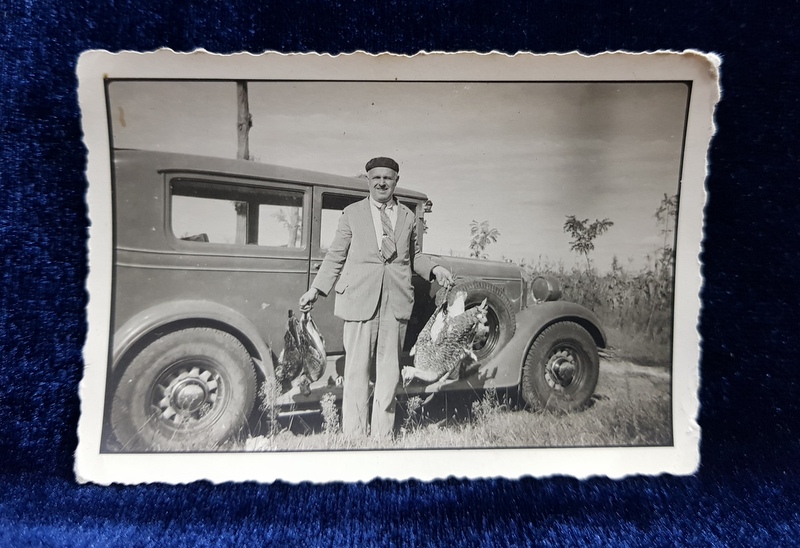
[258,375,282,437]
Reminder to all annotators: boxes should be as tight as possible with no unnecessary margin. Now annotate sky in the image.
[108,79,688,272]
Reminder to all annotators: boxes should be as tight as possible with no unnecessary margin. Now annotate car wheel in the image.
[440,279,517,362]
[109,328,256,451]
[521,321,599,412]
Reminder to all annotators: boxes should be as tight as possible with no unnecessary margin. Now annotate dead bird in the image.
[276,310,327,396]
[402,291,489,389]
[301,312,326,382]
[276,310,304,384]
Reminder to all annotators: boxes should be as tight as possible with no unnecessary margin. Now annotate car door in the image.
[160,175,313,348]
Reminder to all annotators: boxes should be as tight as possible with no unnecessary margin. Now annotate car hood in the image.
[420,254,523,280]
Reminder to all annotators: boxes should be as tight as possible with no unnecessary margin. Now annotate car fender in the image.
[112,300,275,381]
[479,301,607,389]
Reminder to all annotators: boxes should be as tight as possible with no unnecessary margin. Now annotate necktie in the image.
[379,203,396,263]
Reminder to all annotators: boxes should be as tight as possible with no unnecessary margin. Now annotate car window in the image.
[400,201,417,216]
[171,179,305,247]
[320,193,362,249]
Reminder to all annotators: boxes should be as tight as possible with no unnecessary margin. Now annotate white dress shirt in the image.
[369,197,398,252]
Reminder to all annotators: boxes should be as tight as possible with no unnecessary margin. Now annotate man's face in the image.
[367,167,399,203]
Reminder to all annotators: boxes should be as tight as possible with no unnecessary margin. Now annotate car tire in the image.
[521,321,599,412]
[439,279,517,362]
[109,328,256,451]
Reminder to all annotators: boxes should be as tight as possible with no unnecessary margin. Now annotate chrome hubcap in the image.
[545,349,578,391]
[155,365,219,425]
[171,379,208,413]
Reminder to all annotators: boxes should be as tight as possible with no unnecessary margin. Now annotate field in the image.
[522,262,674,369]
[241,356,671,451]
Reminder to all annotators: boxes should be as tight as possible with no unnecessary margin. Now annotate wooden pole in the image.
[235,81,252,244]
[236,81,252,161]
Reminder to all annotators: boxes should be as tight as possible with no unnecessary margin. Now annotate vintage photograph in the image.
[77,51,714,483]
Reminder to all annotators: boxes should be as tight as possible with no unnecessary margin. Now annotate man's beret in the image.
[365,157,399,173]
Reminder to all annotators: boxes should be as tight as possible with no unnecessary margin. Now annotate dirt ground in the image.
[596,357,670,404]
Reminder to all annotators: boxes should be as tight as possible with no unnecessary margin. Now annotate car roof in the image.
[114,149,429,200]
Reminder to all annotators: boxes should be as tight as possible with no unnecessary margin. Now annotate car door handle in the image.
[311,262,321,271]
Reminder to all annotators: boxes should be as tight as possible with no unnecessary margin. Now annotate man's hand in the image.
[299,288,319,312]
[432,266,455,289]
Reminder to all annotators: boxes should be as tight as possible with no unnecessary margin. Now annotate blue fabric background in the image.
[2,1,798,545]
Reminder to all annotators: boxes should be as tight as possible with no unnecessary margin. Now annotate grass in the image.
[240,358,671,451]
[604,326,672,369]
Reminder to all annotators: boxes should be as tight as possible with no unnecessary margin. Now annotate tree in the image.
[234,201,248,245]
[563,215,614,269]
[274,208,302,247]
[640,194,678,340]
[469,220,500,259]
[654,193,678,276]
[610,254,622,276]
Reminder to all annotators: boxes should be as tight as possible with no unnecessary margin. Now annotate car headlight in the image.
[531,275,562,302]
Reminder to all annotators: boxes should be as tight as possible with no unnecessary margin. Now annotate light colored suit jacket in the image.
[311,198,437,321]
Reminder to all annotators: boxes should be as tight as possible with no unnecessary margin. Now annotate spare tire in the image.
[438,279,517,362]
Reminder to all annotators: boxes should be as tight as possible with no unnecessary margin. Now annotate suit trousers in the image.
[341,282,408,437]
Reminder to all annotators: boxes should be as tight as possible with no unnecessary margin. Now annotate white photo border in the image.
[77,50,718,484]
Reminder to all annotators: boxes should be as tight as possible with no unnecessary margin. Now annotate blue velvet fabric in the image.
[2,1,799,544]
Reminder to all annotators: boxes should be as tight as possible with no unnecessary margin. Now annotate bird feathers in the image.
[404,292,489,387]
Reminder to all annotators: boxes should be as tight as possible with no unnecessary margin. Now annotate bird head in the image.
[401,367,416,387]
[472,298,489,323]
[472,299,490,340]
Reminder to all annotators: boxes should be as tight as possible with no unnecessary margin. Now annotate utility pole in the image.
[236,81,252,161]
[235,81,252,244]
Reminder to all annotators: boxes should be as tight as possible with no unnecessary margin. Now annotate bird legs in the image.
[401,366,441,386]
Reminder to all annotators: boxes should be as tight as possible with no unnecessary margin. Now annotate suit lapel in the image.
[358,198,381,257]
[394,203,410,239]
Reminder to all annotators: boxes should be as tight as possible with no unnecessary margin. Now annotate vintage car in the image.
[105,149,607,451]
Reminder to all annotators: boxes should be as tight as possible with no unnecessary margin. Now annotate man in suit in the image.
[299,157,454,437]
